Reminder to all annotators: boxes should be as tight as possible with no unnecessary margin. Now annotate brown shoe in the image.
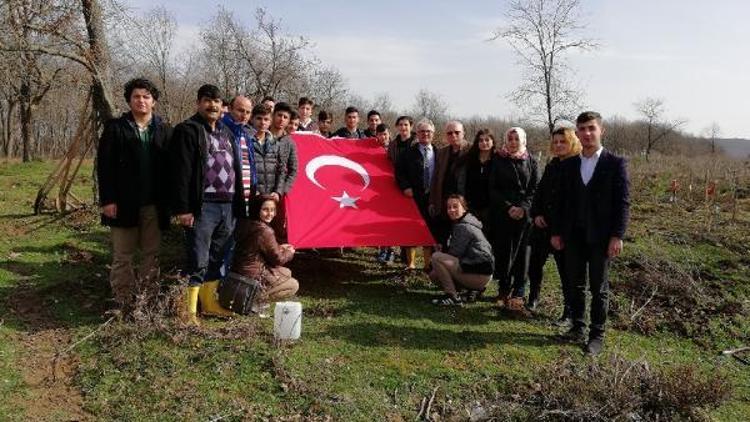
[494,294,510,309]
[508,296,525,311]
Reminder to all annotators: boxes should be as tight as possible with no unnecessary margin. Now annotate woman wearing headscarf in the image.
[489,127,538,312]
[527,127,581,320]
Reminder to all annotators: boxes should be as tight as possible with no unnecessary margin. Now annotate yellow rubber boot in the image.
[406,247,417,269]
[182,286,201,326]
[198,280,234,318]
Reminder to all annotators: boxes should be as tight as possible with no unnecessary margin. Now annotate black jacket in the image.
[333,127,367,139]
[530,157,563,220]
[489,154,539,224]
[396,142,435,200]
[96,112,172,229]
[550,149,630,243]
[170,114,240,218]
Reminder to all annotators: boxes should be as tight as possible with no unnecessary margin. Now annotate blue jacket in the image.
[222,114,258,216]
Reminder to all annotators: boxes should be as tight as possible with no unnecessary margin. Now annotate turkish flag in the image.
[286,132,435,248]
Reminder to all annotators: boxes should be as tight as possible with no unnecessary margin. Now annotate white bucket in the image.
[273,301,302,340]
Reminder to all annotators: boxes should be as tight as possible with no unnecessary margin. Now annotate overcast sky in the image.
[125,0,750,139]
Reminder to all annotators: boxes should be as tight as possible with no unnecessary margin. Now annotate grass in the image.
[0,158,749,420]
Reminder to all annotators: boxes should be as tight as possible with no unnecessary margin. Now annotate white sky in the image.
[127,0,750,138]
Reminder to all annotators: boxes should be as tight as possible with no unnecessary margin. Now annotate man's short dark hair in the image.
[345,106,359,115]
[273,101,293,115]
[395,115,414,126]
[298,97,314,107]
[222,98,230,107]
[124,78,160,102]
[261,96,275,103]
[376,123,388,133]
[318,110,332,121]
[251,104,273,118]
[576,111,603,125]
[290,110,299,120]
[197,84,221,101]
[367,110,381,119]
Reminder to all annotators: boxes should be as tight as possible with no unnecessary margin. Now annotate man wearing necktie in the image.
[396,118,439,272]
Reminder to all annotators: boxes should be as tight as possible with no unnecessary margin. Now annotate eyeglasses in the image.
[418,130,434,133]
[446,131,462,135]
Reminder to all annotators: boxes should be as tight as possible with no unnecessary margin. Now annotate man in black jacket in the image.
[171,84,240,324]
[396,118,438,271]
[551,111,630,355]
[97,78,172,315]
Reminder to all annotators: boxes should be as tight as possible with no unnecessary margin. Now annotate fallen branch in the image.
[721,346,750,356]
[630,286,658,321]
[57,316,115,356]
[425,386,439,419]
[722,346,750,366]
[415,396,427,420]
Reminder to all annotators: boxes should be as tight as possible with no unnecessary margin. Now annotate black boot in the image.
[526,285,541,312]
[555,306,572,327]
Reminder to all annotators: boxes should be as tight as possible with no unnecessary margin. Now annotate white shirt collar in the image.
[581,145,603,160]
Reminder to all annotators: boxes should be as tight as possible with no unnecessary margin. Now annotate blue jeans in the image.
[183,202,235,286]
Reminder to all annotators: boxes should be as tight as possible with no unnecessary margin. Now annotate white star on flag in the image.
[332,191,359,209]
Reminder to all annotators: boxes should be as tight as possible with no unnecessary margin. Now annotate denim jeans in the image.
[183,202,235,286]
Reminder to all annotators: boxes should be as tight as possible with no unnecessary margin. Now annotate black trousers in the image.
[528,227,569,307]
[492,218,530,298]
[564,236,610,338]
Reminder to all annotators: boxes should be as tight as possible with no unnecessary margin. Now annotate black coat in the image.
[169,114,241,218]
[550,149,630,243]
[396,142,434,200]
[96,112,172,229]
[488,154,539,226]
[530,157,563,220]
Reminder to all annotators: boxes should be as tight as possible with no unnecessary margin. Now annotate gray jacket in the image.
[252,132,282,195]
[276,135,298,195]
[447,212,494,275]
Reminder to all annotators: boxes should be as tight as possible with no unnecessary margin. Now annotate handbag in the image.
[218,272,260,315]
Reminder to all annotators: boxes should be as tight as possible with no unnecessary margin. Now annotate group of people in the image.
[97,77,629,355]
[396,115,630,355]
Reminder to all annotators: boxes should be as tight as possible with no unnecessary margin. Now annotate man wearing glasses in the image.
[397,119,440,272]
[430,121,470,248]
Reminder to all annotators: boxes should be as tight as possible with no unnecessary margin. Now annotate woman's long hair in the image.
[467,128,496,166]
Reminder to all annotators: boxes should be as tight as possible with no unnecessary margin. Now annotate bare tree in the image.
[411,88,448,123]
[491,0,597,134]
[111,5,177,121]
[704,122,721,155]
[1,0,64,161]
[634,97,686,158]
[309,66,348,112]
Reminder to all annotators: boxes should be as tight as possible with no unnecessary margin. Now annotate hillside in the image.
[717,138,750,159]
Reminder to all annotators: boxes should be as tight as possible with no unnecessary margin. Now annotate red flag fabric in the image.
[286,132,435,248]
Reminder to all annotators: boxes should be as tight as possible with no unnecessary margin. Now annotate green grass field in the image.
[0,159,748,421]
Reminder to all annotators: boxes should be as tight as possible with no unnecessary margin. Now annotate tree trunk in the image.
[20,88,32,162]
[82,0,115,125]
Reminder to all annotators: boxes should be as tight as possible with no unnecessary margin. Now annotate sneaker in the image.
[555,316,573,328]
[376,249,388,264]
[558,328,586,343]
[525,299,539,313]
[585,337,604,355]
[431,295,464,306]
[461,288,485,303]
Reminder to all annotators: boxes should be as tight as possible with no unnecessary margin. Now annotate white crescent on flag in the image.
[305,155,371,191]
